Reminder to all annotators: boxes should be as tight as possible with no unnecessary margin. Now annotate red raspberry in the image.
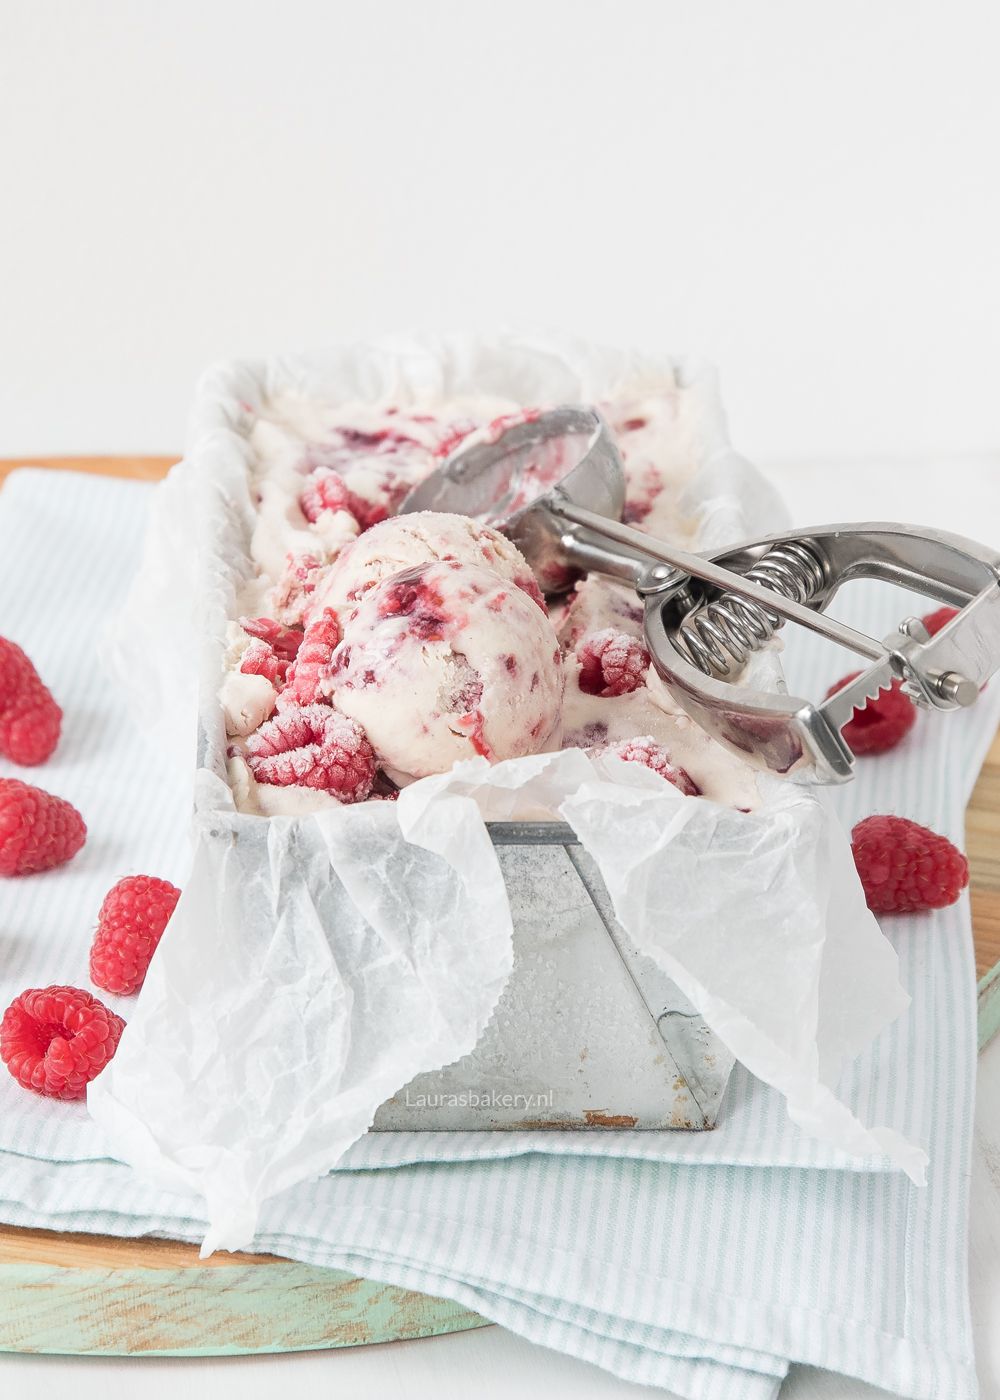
[239,638,287,686]
[922,606,959,637]
[0,637,62,765]
[577,629,650,697]
[851,814,969,914]
[1,986,124,1099]
[0,779,86,876]
[300,468,354,524]
[245,704,376,802]
[603,737,700,796]
[89,875,182,996]
[826,672,917,755]
[278,609,341,709]
[239,617,303,661]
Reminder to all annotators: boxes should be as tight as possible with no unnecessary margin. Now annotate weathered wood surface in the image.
[0,1227,487,1355]
[0,454,996,1355]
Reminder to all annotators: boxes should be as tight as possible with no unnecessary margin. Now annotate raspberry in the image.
[239,617,303,661]
[89,875,182,995]
[603,737,700,796]
[826,672,917,755]
[239,638,287,686]
[300,467,354,524]
[851,815,969,914]
[1,986,124,1099]
[278,609,341,709]
[246,704,376,802]
[922,606,959,637]
[0,779,86,876]
[577,629,650,697]
[0,637,62,765]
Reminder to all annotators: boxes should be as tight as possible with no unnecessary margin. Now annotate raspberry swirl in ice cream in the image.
[320,561,563,783]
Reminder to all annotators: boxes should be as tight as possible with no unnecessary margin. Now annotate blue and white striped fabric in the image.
[0,469,994,1398]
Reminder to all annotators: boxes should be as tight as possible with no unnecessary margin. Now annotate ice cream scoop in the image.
[321,560,564,781]
[307,511,545,624]
[403,406,1000,783]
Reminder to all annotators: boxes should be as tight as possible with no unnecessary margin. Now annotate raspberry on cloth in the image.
[825,671,917,755]
[90,875,182,996]
[0,778,86,876]
[0,635,62,765]
[0,985,124,1099]
[851,814,969,915]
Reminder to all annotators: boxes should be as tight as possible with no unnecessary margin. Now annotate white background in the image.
[1,3,999,1397]
[1,1,999,472]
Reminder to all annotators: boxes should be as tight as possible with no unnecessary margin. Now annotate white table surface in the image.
[2,454,998,1399]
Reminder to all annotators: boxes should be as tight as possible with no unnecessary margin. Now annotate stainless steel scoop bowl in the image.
[401,407,1000,783]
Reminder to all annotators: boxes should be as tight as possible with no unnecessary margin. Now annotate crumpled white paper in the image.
[399,752,924,1172]
[88,335,926,1254]
[89,769,515,1255]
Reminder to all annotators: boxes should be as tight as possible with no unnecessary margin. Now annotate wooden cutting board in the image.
[0,455,997,1357]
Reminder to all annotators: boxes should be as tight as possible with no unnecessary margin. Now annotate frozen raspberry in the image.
[278,609,341,709]
[851,815,968,914]
[826,672,917,755]
[239,617,302,661]
[577,629,650,697]
[300,467,354,524]
[89,875,182,995]
[0,637,62,765]
[0,779,86,876]
[602,737,701,796]
[1,986,124,1099]
[922,606,959,637]
[246,704,376,802]
[239,638,287,686]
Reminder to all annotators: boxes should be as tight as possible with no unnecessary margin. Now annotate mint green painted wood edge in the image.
[5,962,996,1358]
[0,1258,488,1357]
[978,962,1000,1052]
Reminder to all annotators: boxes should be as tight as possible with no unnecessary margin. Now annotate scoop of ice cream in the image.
[322,560,563,781]
[307,511,545,623]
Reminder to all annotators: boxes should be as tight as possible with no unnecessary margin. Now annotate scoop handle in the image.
[552,496,887,662]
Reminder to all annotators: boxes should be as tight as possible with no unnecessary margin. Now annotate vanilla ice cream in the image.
[322,561,564,782]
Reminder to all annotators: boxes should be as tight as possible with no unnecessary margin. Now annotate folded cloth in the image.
[0,471,943,1176]
[0,468,994,1398]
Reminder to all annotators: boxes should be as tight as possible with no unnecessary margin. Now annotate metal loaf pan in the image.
[372,821,734,1130]
[191,338,790,1132]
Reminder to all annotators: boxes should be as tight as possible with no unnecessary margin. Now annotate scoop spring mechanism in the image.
[676,539,828,676]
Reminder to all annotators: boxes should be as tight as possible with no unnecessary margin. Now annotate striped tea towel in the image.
[0,468,995,1397]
